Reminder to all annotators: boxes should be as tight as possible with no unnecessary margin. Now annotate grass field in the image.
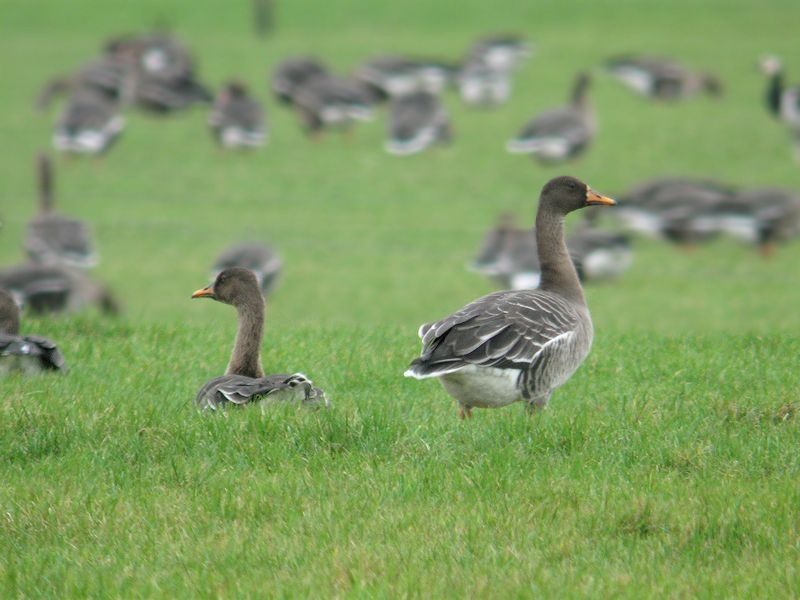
[2,0,800,596]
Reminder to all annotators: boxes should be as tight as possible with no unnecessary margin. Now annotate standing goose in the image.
[208,82,267,149]
[760,56,800,161]
[385,91,451,155]
[506,73,594,163]
[0,289,66,375]
[191,268,327,410]
[604,55,722,101]
[211,242,282,296]
[25,154,97,268]
[406,176,615,418]
[53,87,125,155]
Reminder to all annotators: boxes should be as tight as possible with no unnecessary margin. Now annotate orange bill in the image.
[586,187,617,206]
[191,286,215,299]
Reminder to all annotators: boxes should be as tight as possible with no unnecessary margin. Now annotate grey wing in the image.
[196,373,328,410]
[0,334,66,371]
[23,335,67,370]
[516,108,589,144]
[407,290,580,378]
[26,216,96,267]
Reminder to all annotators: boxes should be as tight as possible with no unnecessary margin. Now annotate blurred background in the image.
[1,0,799,337]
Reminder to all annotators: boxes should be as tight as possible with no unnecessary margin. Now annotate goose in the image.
[0,263,119,316]
[566,213,633,281]
[604,55,722,100]
[191,268,327,410]
[211,242,282,296]
[506,73,593,163]
[290,74,373,136]
[52,87,124,155]
[406,176,616,418]
[617,177,734,244]
[457,62,512,107]
[356,55,454,100]
[760,56,800,160]
[25,154,97,268]
[208,82,267,149]
[385,91,451,155]
[36,57,130,111]
[466,35,532,73]
[0,289,66,375]
[272,57,329,105]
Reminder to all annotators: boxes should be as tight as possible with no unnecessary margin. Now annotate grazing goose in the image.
[211,242,282,296]
[0,289,66,375]
[406,176,616,418]
[0,263,119,316]
[208,82,267,149]
[272,57,329,104]
[53,87,124,155]
[191,268,327,410]
[506,73,593,163]
[25,154,97,268]
[385,91,451,155]
[356,56,454,100]
[604,55,722,100]
[617,177,734,244]
[290,74,373,136]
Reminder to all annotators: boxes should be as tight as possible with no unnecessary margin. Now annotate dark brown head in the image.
[191,267,262,307]
[539,176,616,216]
[0,289,21,335]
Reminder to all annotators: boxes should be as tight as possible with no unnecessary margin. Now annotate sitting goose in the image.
[53,86,124,155]
[506,73,593,163]
[211,242,282,296]
[604,55,722,101]
[0,263,119,316]
[25,154,97,268]
[191,268,327,410]
[208,82,267,149]
[0,289,66,375]
[290,74,373,137]
[406,176,616,418]
[271,57,329,104]
[385,91,451,155]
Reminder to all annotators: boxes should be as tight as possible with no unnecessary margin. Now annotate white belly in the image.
[439,366,522,409]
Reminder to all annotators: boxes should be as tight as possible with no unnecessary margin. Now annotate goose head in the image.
[0,289,21,335]
[540,176,616,216]
[192,267,262,307]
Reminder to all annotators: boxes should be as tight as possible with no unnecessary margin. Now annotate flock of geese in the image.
[3,29,800,417]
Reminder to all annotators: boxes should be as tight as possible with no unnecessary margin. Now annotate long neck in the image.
[225,295,265,378]
[571,78,589,111]
[766,72,783,116]
[38,155,54,212]
[536,206,585,305]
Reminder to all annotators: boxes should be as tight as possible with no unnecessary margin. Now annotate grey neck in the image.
[225,294,265,378]
[536,206,585,305]
[38,155,54,213]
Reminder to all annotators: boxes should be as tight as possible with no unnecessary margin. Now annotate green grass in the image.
[2,0,800,596]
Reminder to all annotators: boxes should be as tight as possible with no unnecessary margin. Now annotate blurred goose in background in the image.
[290,74,373,137]
[0,263,119,316]
[506,72,593,163]
[566,211,633,281]
[52,87,125,155]
[617,177,735,245]
[191,268,327,410]
[759,55,800,161]
[211,242,282,295]
[604,55,722,101]
[406,176,616,418]
[696,187,800,255]
[356,55,454,100]
[272,57,329,104]
[36,56,131,110]
[385,91,451,155]
[458,34,531,107]
[208,82,267,149]
[0,289,66,375]
[25,154,97,268]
